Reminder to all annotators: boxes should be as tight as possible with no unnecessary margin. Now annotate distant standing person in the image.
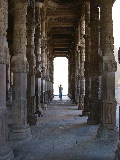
[59,84,63,99]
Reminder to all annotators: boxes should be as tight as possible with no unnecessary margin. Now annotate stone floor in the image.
[8,96,119,160]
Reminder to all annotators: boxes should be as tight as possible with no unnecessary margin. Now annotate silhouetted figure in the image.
[59,84,63,99]
[118,47,120,64]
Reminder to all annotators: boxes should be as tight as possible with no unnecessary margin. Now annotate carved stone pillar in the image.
[71,49,76,103]
[77,24,81,106]
[82,0,91,116]
[11,0,31,140]
[75,29,79,104]
[0,0,14,159]
[87,0,101,124]
[78,5,85,110]
[35,2,43,115]
[97,0,117,139]
[41,13,47,109]
[27,0,37,125]
[75,51,80,104]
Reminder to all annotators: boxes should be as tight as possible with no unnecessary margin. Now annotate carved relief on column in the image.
[11,0,31,140]
[78,4,85,110]
[26,1,37,125]
[11,0,29,72]
[87,0,101,124]
[34,2,44,121]
[97,0,117,139]
[0,0,14,159]
[82,0,91,116]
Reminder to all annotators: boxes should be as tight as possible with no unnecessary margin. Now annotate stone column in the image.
[75,29,79,104]
[11,0,31,140]
[27,0,37,125]
[0,0,14,159]
[71,48,76,103]
[87,0,101,124]
[41,13,47,109]
[78,4,85,110]
[77,24,81,106]
[82,0,91,116]
[35,2,43,116]
[97,0,117,139]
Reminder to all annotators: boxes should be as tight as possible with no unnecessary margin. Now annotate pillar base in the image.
[97,125,118,140]
[87,116,100,125]
[11,125,32,141]
[0,144,14,160]
[115,141,120,160]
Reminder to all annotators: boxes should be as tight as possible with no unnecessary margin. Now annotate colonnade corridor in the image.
[7,95,118,160]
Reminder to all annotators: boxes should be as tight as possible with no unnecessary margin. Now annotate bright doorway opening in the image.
[53,57,68,95]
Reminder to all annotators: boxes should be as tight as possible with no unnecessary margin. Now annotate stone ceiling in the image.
[7,0,83,58]
[46,0,82,58]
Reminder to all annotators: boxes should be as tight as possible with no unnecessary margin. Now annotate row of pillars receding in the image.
[0,0,120,160]
[68,0,120,159]
[0,0,54,159]
[68,0,117,138]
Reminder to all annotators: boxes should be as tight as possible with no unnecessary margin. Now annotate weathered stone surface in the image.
[0,0,14,158]
[97,0,117,139]
[11,0,31,140]
[83,0,90,116]
[87,0,101,125]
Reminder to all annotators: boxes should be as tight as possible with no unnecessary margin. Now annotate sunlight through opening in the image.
[53,57,68,95]
[113,0,120,103]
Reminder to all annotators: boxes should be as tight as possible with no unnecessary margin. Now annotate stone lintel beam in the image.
[47,10,78,19]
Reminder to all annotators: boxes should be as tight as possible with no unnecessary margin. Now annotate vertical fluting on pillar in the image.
[87,0,101,124]
[11,0,31,140]
[0,0,14,158]
[97,0,117,139]
[78,3,85,110]
[82,0,91,116]
[35,2,43,117]
[27,0,37,125]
